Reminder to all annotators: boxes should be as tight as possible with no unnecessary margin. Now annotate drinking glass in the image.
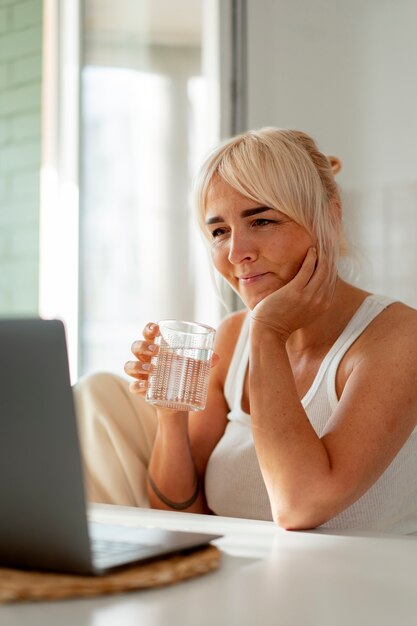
[146,320,216,411]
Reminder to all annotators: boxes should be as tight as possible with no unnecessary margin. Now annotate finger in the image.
[290,247,317,289]
[305,249,331,291]
[131,339,158,361]
[143,322,160,341]
[124,360,153,379]
[129,379,147,395]
[302,251,335,306]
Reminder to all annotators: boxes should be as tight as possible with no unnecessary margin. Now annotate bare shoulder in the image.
[367,301,417,337]
[356,301,417,362]
[216,308,248,340]
[336,302,417,414]
[214,309,248,382]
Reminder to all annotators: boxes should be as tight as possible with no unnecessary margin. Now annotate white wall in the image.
[246,0,417,307]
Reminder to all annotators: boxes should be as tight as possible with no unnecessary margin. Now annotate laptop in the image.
[0,318,220,575]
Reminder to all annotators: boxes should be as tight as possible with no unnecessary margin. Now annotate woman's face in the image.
[204,178,315,310]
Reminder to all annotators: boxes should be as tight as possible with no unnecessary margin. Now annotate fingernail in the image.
[142,362,151,371]
[148,344,156,352]
[148,323,156,331]
[138,380,146,388]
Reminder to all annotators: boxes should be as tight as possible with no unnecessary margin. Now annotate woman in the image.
[75,128,417,532]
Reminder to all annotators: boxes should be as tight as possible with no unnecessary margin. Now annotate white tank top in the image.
[205,294,417,533]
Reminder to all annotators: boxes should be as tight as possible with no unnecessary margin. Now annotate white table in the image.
[1,504,417,626]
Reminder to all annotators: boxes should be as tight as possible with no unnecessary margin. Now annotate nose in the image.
[227,230,258,265]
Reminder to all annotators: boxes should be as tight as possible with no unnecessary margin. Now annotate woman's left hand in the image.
[250,247,335,341]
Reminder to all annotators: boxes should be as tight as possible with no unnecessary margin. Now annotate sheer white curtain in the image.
[79,1,225,377]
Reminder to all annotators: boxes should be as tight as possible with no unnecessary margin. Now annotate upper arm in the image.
[188,310,247,477]
[322,304,417,508]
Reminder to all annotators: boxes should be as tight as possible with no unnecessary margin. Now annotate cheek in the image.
[210,244,227,272]
[274,234,314,278]
[288,227,315,254]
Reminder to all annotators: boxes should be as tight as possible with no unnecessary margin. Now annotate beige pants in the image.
[73,372,158,507]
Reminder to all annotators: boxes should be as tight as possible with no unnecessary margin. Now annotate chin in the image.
[247,281,289,309]
[234,279,282,310]
[239,292,269,311]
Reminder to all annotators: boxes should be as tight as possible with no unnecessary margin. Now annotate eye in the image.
[252,218,275,227]
[211,227,228,238]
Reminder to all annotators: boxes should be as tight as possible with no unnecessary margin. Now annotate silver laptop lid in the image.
[0,318,94,574]
[0,318,221,576]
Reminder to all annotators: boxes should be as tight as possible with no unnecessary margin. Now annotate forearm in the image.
[147,411,206,513]
[249,322,334,527]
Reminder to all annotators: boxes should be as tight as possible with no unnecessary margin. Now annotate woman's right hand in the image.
[124,322,160,396]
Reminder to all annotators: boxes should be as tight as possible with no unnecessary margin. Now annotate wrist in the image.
[250,315,289,344]
[156,409,189,435]
[156,407,188,420]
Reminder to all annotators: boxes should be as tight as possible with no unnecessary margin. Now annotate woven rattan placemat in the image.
[0,545,221,604]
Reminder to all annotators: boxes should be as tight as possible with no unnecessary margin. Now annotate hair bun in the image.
[328,156,342,175]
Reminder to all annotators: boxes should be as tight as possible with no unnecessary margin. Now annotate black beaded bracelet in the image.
[148,472,200,511]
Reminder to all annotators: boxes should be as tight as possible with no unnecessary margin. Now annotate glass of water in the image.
[146,320,216,411]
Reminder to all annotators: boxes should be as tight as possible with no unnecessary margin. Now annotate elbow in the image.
[268,476,352,530]
[273,513,320,531]
[272,512,319,531]
[271,498,333,531]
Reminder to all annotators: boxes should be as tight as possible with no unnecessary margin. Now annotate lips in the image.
[237,272,270,284]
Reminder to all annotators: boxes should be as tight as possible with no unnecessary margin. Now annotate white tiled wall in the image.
[0,0,42,316]
[343,183,417,308]
[247,0,417,313]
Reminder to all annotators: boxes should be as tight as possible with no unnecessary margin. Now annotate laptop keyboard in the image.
[91,538,151,560]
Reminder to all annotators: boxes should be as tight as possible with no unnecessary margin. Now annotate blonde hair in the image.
[194,127,349,284]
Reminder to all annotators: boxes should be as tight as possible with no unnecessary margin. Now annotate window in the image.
[41,0,238,381]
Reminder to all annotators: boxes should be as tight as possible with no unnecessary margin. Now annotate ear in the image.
[328,156,342,175]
